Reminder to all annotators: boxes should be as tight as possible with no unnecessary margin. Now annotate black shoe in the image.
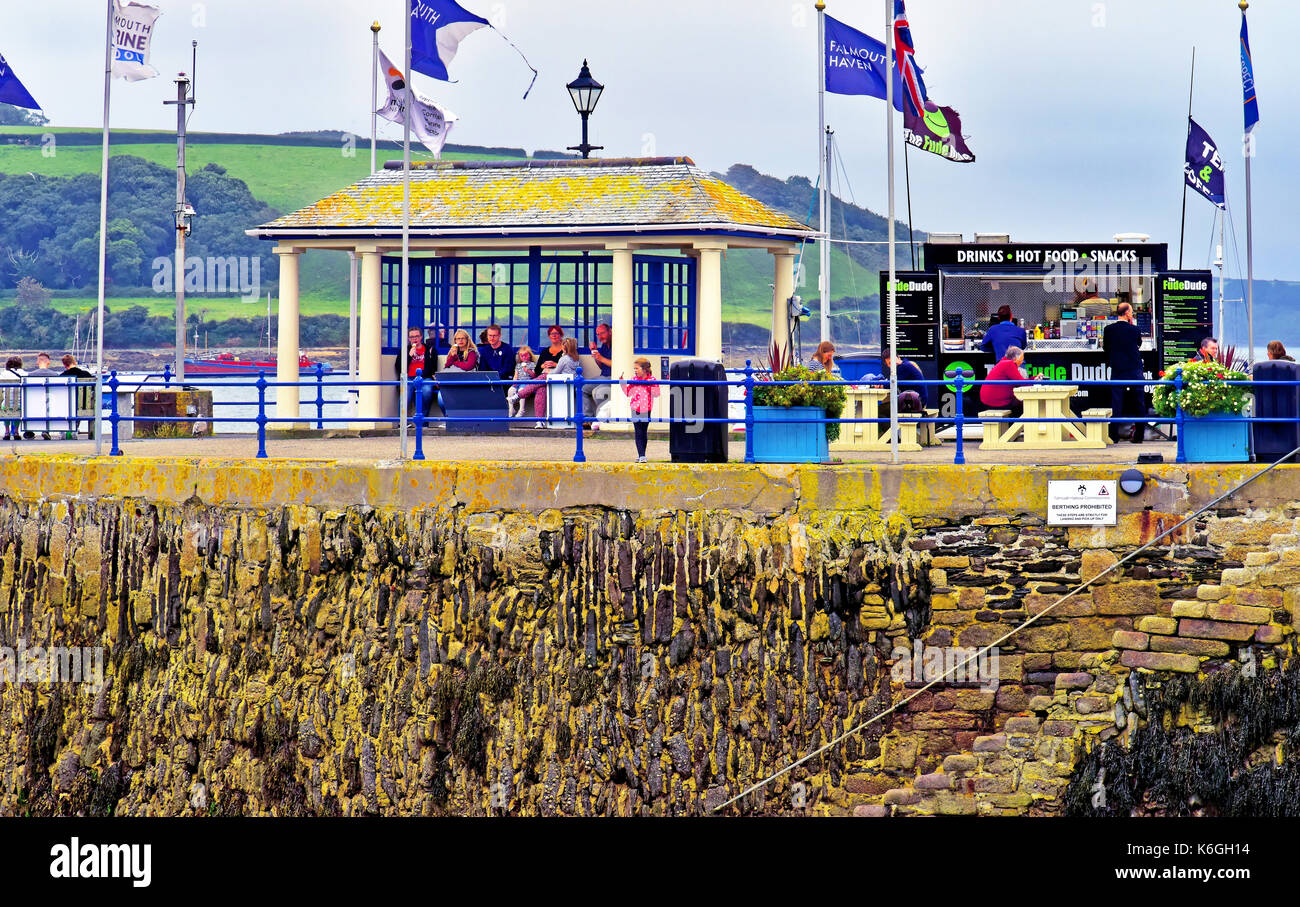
[22,431,34,440]
[41,432,51,440]
[1130,436,1144,444]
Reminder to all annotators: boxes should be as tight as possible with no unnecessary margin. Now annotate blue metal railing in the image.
[6,366,1299,466]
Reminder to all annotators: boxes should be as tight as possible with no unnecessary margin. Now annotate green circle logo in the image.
[945,360,974,393]
[923,106,950,139]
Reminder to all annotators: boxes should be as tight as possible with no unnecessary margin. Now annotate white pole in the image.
[348,251,358,410]
[886,0,898,463]
[1217,207,1225,349]
[371,21,381,174]
[817,1,829,344]
[94,0,113,456]
[400,1,411,457]
[1244,153,1254,363]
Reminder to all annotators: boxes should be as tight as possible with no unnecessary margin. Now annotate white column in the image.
[274,247,301,423]
[608,243,635,427]
[357,249,383,427]
[694,242,725,361]
[771,250,795,366]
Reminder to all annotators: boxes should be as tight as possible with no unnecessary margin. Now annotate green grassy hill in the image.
[0,130,899,342]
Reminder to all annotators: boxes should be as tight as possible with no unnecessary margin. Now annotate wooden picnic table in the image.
[980,384,1109,450]
[830,385,941,453]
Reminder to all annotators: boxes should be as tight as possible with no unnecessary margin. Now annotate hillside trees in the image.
[0,156,279,291]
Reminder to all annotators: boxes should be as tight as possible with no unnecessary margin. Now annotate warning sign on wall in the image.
[1047,480,1117,526]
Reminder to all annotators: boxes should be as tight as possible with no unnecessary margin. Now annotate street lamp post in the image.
[566,60,604,159]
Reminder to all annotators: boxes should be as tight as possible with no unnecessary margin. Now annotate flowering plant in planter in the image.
[753,364,846,441]
[1151,360,1251,418]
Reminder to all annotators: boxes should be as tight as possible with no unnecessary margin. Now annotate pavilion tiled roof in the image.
[253,156,815,239]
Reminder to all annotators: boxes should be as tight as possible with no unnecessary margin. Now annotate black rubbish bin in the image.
[669,359,729,463]
[1251,359,1300,462]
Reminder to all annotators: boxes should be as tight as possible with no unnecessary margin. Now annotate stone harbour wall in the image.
[0,456,1297,817]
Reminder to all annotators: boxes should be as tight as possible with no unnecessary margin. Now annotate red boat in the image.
[183,353,334,377]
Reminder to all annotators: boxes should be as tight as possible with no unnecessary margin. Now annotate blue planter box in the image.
[1181,412,1251,462]
[751,406,829,463]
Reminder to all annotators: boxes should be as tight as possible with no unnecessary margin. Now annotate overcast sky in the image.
[4,1,1296,278]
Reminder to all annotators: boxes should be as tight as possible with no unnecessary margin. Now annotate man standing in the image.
[477,324,516,382]
[980,305,1027,362]
[583,322,613,418]
[1103,302,1146,443]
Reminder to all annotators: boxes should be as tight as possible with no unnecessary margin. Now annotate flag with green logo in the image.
[903,101,975,163]
[1184,117,1225,208]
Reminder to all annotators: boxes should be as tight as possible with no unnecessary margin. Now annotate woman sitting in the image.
[444,329,479,370]
[979,345,1030,418]
[810,340,838,376]
[1267,340,1295,362]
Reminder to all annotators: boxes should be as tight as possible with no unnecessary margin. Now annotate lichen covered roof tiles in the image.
[257,158,812,236]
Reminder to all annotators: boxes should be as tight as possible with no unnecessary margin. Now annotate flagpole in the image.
[371,21,381,174]
[1178,47,1194,270]
[816,1,829,344]
[886,0,898,463]
[1241,1,1254,364]
[1216,206,1226,348]
[401,1,412,457]
[94,0,113,456]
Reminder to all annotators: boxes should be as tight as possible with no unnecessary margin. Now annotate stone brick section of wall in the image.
[0,459,1297,816]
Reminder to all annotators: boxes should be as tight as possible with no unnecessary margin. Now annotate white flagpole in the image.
[1245,150,1254,363]
[816,1,829,344]
[886,0,898,462]
[94,0,114,456]
[371,21,381,173]
[400,1,411,458]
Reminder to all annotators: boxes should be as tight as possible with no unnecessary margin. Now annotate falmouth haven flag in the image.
[111,0,161,82]
[377,50,459,157]
[1185,117,1225,208]
[0,51,40,109]
[824,15,903,109]
[409,0,538,97]
[1240,10,1259,134]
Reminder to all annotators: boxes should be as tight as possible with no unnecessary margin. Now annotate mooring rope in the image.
[713,448,1300,814]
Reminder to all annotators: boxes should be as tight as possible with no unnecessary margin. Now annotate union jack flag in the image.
[893,0,929,116]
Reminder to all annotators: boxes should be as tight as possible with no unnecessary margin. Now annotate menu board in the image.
[879,272,940,360]
[883,323,939,360]
[1156,270,1213,369]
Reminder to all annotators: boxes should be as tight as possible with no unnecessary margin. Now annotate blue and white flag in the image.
[409,0,537,98]
[1240,10,1259,133]
[0,51,40,110]
[825,15,903,110]
[1185,117,1225,208]
[409,0,488,83]
[111,0,161,82]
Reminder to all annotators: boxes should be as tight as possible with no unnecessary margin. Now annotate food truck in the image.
[879,237,1214,417]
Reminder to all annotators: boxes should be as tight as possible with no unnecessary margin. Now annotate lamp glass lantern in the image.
[566,60,604,159]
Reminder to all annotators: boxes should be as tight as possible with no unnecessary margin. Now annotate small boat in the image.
[183,353,333,377]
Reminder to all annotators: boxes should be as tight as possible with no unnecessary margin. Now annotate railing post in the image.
[255,370,268,459]
[572,371,586,463]
[314,362,325,430]
[413,370,425,461]
[163,363,172,388]
[953,372,966,465]
[108,371,123,457]
[743,359,755,464]
[1174,369,1186,464]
